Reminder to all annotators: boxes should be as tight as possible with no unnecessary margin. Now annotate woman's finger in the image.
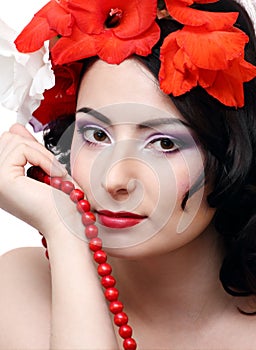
[9,123,37,141]
[0,132,67,177]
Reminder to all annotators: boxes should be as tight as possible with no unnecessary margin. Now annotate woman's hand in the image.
[0,123,70,235]
[0,124,119,350]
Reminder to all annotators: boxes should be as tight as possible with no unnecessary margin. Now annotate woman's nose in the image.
[99,140,138,200]
[101,158,138,200]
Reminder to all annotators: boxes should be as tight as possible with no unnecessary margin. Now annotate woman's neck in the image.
[109,226,231,324]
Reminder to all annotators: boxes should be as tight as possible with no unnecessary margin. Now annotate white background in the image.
[0,0,48,255]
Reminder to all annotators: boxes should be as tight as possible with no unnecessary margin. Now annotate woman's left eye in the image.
[146,137,181,153]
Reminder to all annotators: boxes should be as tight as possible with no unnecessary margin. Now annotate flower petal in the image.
[1,18,54,127]
[112,0,158,38]
[197,69,216,88]
[15,1,58,52]
[205,71,244,108]
[46,2,74,36]
[159,33,198,95]
[238,59,256,82]
[133,22,161,56]
[67,0,158,38]
[33,62,82,125]
[94,23,160,64]
[66,0,105,34]
[0,57,17,105]
[95,31,134,64]
[203,58,256,107]
[51,26,97,65]
[15,18,57,53]
[177,26,249,70]
[165,0,238,30]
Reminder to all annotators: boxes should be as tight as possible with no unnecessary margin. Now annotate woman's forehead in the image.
[77,58,185,122]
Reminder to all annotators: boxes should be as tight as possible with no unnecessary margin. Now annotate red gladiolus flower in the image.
[33,62,83,126]
[159,25,256,107]
[15,0,160,66]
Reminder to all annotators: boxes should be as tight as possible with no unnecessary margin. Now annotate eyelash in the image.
[145,135,183,154]
[77,125,183,154]
[77,125,112,146]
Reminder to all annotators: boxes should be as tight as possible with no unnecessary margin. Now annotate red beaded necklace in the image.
[27,166,137,350]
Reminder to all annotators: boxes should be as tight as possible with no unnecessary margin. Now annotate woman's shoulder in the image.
[1,245,44,260]
[1,245,46,263]
[0,246,51,287]
[0,247,51,349]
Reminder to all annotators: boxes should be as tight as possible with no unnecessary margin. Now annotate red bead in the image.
[77,199,90,213]
[89,237,102,252]
[114,312,128,326]
[97,263,112,276]
[27,166,45,182]
[36,170,46,182]
[94,250,107,263]
[43,175,51,185]
[61,181,75,194]
[101,275,116,288]
[45,249,49,260]
[82,212,96,226]
[26,166,38,179]
[104,287,119,301]
[41,236,47,248]
[85,225,98,239]
[70,189,84,203]
[109,300,124,314]
[123,338,137,350]
[51,177,62,189]
[119,325,133,339]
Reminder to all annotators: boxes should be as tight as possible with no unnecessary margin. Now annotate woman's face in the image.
[70,58,215,257]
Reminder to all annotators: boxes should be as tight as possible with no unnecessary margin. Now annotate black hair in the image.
[43,0,256,298]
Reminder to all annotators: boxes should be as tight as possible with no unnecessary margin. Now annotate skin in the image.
[0,58,256,349]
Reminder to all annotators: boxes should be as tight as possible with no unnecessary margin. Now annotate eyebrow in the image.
[76,107,111,124]
[139,118,191,129]
[76,107,191,129]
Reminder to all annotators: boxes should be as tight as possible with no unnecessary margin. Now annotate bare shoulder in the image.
[0,247,51,349]
[0,246,51,294]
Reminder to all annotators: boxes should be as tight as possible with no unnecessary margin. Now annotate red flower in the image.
[159,25,256,107]
[15,0,160,65]
[33,62,83,126]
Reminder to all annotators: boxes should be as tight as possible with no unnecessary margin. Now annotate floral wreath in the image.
[2,0,256,131]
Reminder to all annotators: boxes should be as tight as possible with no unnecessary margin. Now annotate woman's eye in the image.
[78,126,111,145]
[92,129,108,142]
[146,137,180,153]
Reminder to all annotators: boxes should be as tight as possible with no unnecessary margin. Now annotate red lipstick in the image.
[97,210,146,229]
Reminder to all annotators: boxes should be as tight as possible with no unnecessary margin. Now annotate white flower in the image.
[0,18,55,126]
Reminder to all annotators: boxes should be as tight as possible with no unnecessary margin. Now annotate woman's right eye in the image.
[78,126,112,145]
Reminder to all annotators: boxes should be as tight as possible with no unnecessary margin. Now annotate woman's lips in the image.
[97,210,146,229]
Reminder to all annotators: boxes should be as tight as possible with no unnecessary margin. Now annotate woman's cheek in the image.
[71,145,94,190]
[175,146,205,194]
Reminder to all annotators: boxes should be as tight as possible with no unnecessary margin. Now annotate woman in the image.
[0,0,256,349]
